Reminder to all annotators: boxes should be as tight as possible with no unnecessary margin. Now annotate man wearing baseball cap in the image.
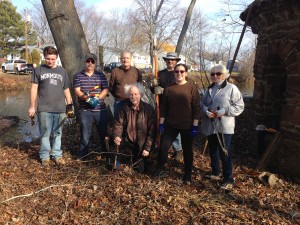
[73,53,109,159]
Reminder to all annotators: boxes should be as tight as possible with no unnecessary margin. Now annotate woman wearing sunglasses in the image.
[158,64,200,184]
[200,64,244,190]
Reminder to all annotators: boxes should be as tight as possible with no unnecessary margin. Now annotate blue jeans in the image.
[79,110,108,157]
[38,112,65,160]
[172,134,182,151]
[207,133,233,183]
[113,100,126,118]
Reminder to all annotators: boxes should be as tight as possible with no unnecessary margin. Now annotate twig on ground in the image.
[0,184,73,204]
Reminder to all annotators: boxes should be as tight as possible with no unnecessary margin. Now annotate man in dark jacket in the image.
[113,83,156,172]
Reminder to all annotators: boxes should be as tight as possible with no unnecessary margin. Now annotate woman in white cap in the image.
[200,64,244,190]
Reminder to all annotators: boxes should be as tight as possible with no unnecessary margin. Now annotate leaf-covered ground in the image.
[0,122,299,225]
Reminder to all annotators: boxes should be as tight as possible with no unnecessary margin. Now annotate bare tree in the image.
[175,0,196,54]
[181,8,210,66]
[29,2,53,45]
[132,0,182,63]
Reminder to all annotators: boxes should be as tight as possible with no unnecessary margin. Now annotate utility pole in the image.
[24,8,29,62]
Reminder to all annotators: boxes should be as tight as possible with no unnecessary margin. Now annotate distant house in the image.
[132,52,151,69]
[103,48,152,69]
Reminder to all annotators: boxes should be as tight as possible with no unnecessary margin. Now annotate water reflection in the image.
[236,83,254,96]
[0,89,39,143]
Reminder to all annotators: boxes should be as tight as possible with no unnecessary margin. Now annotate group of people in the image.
[28,46,245,190]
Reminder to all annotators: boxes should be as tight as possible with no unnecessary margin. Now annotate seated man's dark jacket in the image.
[113,99,156,155]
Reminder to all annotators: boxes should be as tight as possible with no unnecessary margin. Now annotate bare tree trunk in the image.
[175,0,196,55]
[41,0,89,80]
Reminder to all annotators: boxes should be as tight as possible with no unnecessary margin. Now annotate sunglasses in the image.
[86,59,95,64]
[166,59,177,61]
[175,70,186,74]
[211,72,222,76]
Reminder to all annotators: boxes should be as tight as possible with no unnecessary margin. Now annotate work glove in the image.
[191,125,198,137]
[152,78,160,87]
[215,108,225,117]
[86,97,99,108]
[66,104,75,118]
[206,110,215,119]
[154,86,164,95]
[81,93,89,101]
[159,124,165,135]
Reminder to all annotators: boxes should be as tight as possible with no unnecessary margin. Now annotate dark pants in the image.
[113,99,126,118]
[79,110,108,157]
[158,125,193,180]
[207,133,233,183]
[120,142,146,173]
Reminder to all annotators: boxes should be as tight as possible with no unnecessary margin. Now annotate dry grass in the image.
[0,72,31,90]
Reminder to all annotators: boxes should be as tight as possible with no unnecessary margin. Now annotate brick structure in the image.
[240,0,300,177]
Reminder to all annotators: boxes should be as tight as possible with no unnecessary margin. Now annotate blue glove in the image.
[86,97,99,108]
[191,125,198,137]
[159,124,165,135]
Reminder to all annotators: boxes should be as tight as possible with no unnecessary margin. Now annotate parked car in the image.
[104,62,122,73]
[95,65,104,73]
[2,59,33,74]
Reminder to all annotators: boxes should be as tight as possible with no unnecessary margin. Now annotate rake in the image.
[256,130,282,171]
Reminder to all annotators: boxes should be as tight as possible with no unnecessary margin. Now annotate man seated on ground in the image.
[113,83,156,172]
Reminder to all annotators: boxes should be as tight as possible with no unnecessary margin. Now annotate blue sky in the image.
[11,0,222,17]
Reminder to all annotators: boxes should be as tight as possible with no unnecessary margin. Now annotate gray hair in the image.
[124,83,145,97]
[120,51,131,59]
[210,64,230,79]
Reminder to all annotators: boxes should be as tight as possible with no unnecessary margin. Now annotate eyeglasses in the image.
[175,70,186,74]
[166,59,177,61]
[86,59,95,64]
[211,72,222,76]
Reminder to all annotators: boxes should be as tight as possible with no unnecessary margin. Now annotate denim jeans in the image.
[113,100,126,118]
[158,125,194,179]
[38,112,65,160]
[172,134,182,151]
[207,133,233,183]
[79,110,108,157]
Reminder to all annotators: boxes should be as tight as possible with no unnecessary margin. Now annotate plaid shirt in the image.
[73,70,108,111]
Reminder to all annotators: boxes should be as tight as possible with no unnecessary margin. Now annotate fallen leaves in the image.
[0,125,299,224]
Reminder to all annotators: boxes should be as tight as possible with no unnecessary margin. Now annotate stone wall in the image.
[240,0,300,176]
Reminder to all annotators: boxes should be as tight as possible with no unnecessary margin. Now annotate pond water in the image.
[0,83,254,143]
[0,89,39,143]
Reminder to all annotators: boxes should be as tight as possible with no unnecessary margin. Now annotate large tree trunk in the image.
[41,0,89,80]
[175,0,196,55]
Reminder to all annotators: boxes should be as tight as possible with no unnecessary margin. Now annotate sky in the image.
[11,0,223,18]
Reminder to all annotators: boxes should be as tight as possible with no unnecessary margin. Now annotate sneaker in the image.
[54,157,66,165]
[204,173,221,180]
[220,182,233,191]
[41,159,50,167]
[174,150,183,162]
